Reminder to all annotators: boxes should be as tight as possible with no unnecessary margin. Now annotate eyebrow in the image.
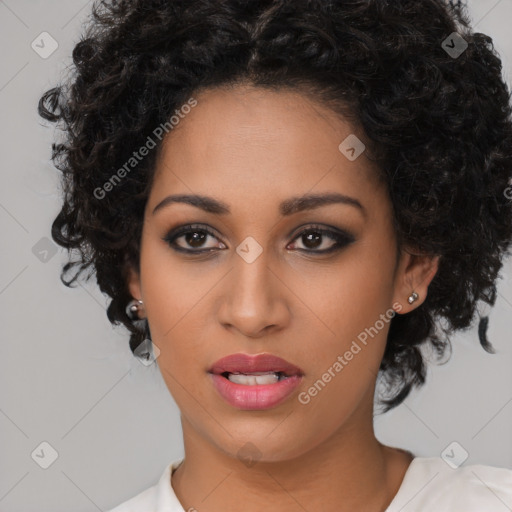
[152,192,366,218]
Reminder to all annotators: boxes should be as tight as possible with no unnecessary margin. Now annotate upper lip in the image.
[208,353,304,377]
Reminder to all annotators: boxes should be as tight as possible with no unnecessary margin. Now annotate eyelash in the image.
[162,223,355,256]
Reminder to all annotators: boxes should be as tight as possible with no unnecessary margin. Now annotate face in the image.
[128,84,439,462]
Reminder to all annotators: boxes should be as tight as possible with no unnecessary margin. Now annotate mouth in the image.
[208,352,304,381]
[207,353,304,410]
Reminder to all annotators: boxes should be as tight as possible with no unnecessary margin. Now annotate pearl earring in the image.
[407,291,419,304]
[126,299,144,320]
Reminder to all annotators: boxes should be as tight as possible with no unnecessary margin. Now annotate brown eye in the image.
[163,224,225,253]
[184,230,208,248]
[288,225,355,254]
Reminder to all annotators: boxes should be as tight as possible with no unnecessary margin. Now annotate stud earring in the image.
[126,299,144,320]
[407,291,419,304]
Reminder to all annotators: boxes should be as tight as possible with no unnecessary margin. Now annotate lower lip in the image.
[209,373,303,410]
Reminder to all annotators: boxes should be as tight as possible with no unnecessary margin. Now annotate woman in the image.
[39,0,512,510]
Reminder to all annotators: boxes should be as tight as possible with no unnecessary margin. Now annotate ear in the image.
[126,264,143,302]
[391,248,441,314]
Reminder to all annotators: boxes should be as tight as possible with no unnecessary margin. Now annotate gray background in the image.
[1,1,512,511]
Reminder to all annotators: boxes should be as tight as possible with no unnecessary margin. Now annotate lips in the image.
[208,353,305,410]
[208,353,304,377]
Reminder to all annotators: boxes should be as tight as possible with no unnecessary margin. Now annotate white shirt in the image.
[106,456,512,511]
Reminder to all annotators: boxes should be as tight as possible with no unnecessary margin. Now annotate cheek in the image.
[138,241,209,376]
[293,247,396,407]
[296,310,390,436]
[139,232,215,335]
[292,245,396,346]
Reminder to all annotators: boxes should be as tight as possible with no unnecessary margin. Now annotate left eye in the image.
[288,226,353,253]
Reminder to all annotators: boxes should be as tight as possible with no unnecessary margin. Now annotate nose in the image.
[217,247,291,338]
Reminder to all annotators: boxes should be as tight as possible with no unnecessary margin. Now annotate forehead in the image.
[150,85,385,212]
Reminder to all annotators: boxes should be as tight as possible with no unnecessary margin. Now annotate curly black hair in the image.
[38,0,512,411]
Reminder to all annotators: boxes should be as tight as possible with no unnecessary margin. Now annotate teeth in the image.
[227,372,284,385]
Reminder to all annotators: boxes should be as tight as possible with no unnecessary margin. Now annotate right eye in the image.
[163,224,227,253]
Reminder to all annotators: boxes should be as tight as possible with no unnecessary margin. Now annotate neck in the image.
[171,410,413,512]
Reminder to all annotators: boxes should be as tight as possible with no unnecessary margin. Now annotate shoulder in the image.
[387,456,512,511]
[104,458,184,512]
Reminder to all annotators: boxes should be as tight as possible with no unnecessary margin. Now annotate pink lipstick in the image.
[208,353,304,410]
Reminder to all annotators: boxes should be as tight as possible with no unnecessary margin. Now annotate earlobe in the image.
[392,250,441,314]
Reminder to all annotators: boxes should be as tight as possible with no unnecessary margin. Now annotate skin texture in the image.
[127,84,440,512]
